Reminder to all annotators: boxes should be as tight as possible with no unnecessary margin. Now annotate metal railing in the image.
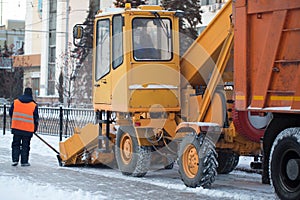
[1,105,96,140]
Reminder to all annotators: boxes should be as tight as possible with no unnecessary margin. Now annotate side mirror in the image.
[174,10,184,18]
[73,25,84,39]
[72,24,93,48]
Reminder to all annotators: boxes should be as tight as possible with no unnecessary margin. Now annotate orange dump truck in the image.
[234,0,300,199]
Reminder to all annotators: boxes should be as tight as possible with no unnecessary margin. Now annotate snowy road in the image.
[0,131,276,200]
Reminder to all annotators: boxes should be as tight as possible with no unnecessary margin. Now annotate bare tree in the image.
[61,0,99,108]
[0,68,23,101]
[0,40,24,101]
[56,44,78,108]
[161,0,202,55]
[56,43,92,108]
[114,0,147,8]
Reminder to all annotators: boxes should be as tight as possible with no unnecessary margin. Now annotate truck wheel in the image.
[270,128,300,200]
[178,134,218,188]
[217,150,239,174]
[115,128,151,177]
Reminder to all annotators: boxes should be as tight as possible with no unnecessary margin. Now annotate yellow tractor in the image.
[60,0,261,188]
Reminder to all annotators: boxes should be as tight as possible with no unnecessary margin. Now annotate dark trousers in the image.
[11,134,32,164]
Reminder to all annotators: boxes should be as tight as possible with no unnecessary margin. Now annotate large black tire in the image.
[115,127,151,177]
[217,150,239,174]
[270,128,300,200]
[178,134,218,188]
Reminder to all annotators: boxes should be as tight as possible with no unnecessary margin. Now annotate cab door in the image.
[94,18,112,104]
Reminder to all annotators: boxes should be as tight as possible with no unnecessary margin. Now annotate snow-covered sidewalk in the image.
[0,131,92,200]
[0,130,275,200]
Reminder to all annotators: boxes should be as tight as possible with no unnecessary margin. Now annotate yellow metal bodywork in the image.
[180,0,233,127]
[130,89,179,110]
[217,124,261,155]
[178,0,259,155]
[93,9,181,113]
[59,124,99,163]
[59,123,115,165]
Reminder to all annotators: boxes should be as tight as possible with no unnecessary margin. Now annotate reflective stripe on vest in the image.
[11,99,36,132]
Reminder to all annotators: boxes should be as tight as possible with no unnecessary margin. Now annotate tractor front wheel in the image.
[178,134,218,188]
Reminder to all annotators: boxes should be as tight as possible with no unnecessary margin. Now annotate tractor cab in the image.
[74,4,182,113]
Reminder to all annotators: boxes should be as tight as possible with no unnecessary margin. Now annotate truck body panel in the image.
[234,0,300,112]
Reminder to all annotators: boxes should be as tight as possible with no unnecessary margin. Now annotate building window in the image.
[48,63,55,95]
[201,0,214,6]
[49,0,57,13]
[49,46,56,62]
[32,78,40,97]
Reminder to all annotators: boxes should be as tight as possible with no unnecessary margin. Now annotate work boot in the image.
[21,163,30,167]
[11,162,18,166]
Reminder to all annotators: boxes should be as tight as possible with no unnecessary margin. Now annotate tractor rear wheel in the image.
[270,128,300,200]
[217,150,239,174]
[115,128,151,177]
[178,134,218,188]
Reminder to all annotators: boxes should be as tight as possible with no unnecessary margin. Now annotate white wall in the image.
[25,0,42,55]
[39,0,50,96]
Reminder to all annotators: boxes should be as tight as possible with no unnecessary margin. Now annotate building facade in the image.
[0,20,25,69]
[24,0,115,104]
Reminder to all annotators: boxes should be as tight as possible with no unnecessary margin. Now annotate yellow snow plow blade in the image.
[59,123,99,165]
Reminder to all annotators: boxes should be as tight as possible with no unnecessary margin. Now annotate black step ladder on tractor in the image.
[97,110,112,153]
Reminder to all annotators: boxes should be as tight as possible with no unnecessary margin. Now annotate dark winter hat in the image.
[24,87,33,96]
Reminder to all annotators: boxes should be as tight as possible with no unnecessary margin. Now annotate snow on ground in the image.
[0,132,105,200]
[0,176,101,200]
[0,130,275,200]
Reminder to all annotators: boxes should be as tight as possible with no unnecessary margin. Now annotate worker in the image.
[9,87,39,167]
[133,28,159,60]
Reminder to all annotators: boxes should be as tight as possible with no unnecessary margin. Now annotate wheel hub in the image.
[286,159,300,181]
[120,134,132,165]
[183,145,199,178]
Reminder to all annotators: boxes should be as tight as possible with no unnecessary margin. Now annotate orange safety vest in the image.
[11,99,36,132]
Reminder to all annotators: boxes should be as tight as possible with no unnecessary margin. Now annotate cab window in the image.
[132,17,172,61]
[112,15,123,69]
[95,19,110,81]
